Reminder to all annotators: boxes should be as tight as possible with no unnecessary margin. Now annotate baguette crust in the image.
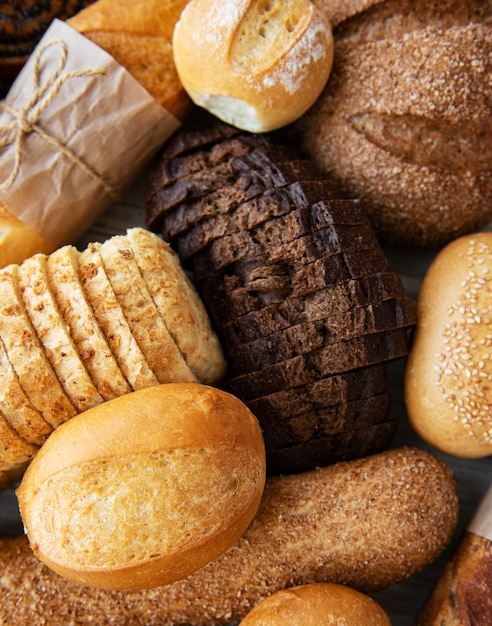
[4,447,458,624]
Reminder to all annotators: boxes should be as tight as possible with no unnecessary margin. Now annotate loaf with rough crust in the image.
[2,447,458,625]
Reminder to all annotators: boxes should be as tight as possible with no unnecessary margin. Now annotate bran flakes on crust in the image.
[0,265,76,428]
[126,228,226,384]
[98,235,197,384]
[18,254,104,413]
[79,243,159,390]
[46,246,131,400]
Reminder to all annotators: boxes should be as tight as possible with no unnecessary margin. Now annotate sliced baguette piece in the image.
[98,235,197,384]
[126,228,226,384]
[78,243,159,391]
[0,265,76,428]
[0,408,38,469]
[18,254,104,412]
[0,336,52,445]
[47,246,131,400]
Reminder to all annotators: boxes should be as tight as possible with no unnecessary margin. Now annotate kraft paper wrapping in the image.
[468,482,492,542]
[0,19,180,247]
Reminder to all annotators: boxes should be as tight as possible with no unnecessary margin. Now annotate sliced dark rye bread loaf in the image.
[145,120,415,474]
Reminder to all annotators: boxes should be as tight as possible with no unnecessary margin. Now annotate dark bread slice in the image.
[198,268,410,328]
[222,299,415,375]
[261,392,391,450]
[246,363,388,419]
[157,176,361,246]
[218,277,415,345]
[266,419,399,475]
[148,136,303,190]
[191,223,380,280]
[176,193,368,262]
[197,254,395,322]
[223,327,410,402]
[147,147,309,228]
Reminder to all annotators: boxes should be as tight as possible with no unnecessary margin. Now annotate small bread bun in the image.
[0,202,54,269]
[405,232,492,457]
[16,383,266,590]
[172,0,334,132]
[239,583,391,625]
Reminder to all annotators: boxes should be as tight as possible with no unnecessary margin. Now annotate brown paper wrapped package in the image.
[0,0,193,269]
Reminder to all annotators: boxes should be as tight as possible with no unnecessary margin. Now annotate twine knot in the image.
[0,37,115,196]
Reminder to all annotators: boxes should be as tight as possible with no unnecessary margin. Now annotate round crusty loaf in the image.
[294,0,492,247]
[405,232,492,458]
[172,0,334,132]
[16,383,266,590]
[239,582,391,625]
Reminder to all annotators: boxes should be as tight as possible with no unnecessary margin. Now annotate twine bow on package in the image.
[0,19,180,253]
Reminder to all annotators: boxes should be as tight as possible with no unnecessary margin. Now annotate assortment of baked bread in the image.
[0,0,490,624]
[0,228,226,489]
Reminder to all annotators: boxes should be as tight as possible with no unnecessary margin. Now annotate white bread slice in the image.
[0,265,76,428]
[126,228,226,384]
[79,243,159,390]
[47,246,131,400]
[0,337,52,445]
[0,407,38,468]
[98,236,197,383]
[18,254,104,412]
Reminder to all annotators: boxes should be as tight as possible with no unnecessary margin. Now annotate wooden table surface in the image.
[0,169,490,626]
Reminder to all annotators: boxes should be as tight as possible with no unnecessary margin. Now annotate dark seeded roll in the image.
[146,121,415,473]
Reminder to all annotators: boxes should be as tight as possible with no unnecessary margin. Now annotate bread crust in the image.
[0,265,76,428]
[97,235,197,384]
[239,582,391,625]
[172,0,334,132]
[47,246,132,400]
[405,232,492,457]
[78,242,159,391]
[19,254,104,412]
[295,0,492,247]
[4,447,458,624]
[126,228,226,384]
[17,383,266,590]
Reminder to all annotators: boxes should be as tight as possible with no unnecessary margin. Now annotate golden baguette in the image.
[1,447,458,625]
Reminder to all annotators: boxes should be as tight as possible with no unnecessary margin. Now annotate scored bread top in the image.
[47,246,132,400]
[98,235,197,384]
[0,336,52,445]
[0,265,77,428]
[78,243,159,391]
[126,228,226,384]
[18,254,104,412]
